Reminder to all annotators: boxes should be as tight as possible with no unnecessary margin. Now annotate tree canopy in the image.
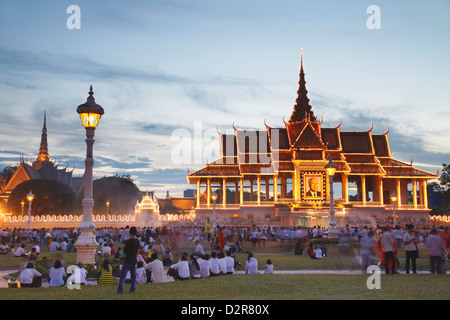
[80,176,142,216]
[9,179,76,216]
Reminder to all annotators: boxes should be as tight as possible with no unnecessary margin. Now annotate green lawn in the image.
[1,240,448,300]
[1,274,448,300]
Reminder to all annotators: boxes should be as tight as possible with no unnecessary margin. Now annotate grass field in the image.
[0,239,448,301]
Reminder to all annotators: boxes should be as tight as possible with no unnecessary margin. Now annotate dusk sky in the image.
[0,0,449,197]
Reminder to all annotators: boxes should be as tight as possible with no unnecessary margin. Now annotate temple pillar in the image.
[342,173,348,202]
[422,180,428,208]
[222,178,227,208]
[396,179,402,208]
[239,178,244,205]
[361,175,366,205]
[250,179,254,201]
[265,178,270,201]
[274,176,278,202]
[257,175,261,205]
[207,178,211,208]
[235,180,239,204]
[378,176,384,205]
[196,180,201,208]
[412,179,418,209]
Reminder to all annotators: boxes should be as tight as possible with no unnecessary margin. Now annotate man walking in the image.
[117,226,140,294]
[380,227,396,274]
[426,228,445,274]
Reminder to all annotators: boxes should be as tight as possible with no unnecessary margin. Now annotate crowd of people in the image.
[0,223,448,290]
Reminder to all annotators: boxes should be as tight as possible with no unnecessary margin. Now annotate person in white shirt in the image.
[49,260,66,287]
[19,262,42,287]
[314,245,323,259]
[31,243,40,254]
[169,255,190,281]
[264,259,274,274]
[198,253,211,278]
[403,225,419,274]
[60,241,67,252]
[102,244,112,257]
[136,261,148,284]
[69,262,87,286]
[144,253,165,283]
[48,240,59,251]
[218,251,227,274]
[245,253,258,274]
[194,241,204,256]
[225,251,234,274]
[209,251,222,276]
[14,244,27,257]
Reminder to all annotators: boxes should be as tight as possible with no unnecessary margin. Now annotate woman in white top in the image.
[135,261,148,284]
[19,262,42,287]
[49,260,66,287]
[264,259,274,274]
[169,255,190,280]
[245,253,259,274]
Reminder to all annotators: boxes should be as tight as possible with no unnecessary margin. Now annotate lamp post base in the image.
[74,231,98,265]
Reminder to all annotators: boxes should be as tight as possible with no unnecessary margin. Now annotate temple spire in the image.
[289,49,316,123]
[34,110,50,167]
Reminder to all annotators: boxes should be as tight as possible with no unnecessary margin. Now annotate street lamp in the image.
[106,200,110,229]
[26,190,34,231]
[325,155,338,238]
[74,85,104,264]
[211,191,218,233]
[390,192,398,227]
[20,199,25,229]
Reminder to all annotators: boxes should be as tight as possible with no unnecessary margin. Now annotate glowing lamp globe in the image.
[211,192,218,202]
[77,85,104,128]
[390,192,397,203]
[26,190,35,202]
[325,155,337,176]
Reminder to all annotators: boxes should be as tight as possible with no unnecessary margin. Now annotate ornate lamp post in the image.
[325,155,338,238]
[26,190,34,231]
[390,192,398,227]
[211,191,218,233]
[106,200,110,229]
[20,199,25,229]
[74,85,104,264]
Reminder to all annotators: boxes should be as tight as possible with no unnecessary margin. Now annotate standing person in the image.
[380,227,396,274]
[403,225,419,274]
[217,227,225,252]
[117,226,140,294]
[426,228,446,274]
[360,230,376,273]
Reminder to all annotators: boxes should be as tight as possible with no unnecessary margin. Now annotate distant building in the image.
[0,112,83,204]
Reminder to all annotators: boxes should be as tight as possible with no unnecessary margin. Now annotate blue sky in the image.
[0,0,449,196]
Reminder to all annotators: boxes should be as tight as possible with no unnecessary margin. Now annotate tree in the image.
[76,176,141,216]
[438,164,450,210]
[9,179,76,216]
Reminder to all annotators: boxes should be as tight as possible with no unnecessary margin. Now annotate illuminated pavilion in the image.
[187,54,438,228]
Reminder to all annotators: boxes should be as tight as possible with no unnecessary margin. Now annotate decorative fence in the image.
[0,214,136,229]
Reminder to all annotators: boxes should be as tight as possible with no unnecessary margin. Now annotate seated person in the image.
[19,262,42,288]
[48,240,59,252]
[14,244,27,257]
[0,242,8,255]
